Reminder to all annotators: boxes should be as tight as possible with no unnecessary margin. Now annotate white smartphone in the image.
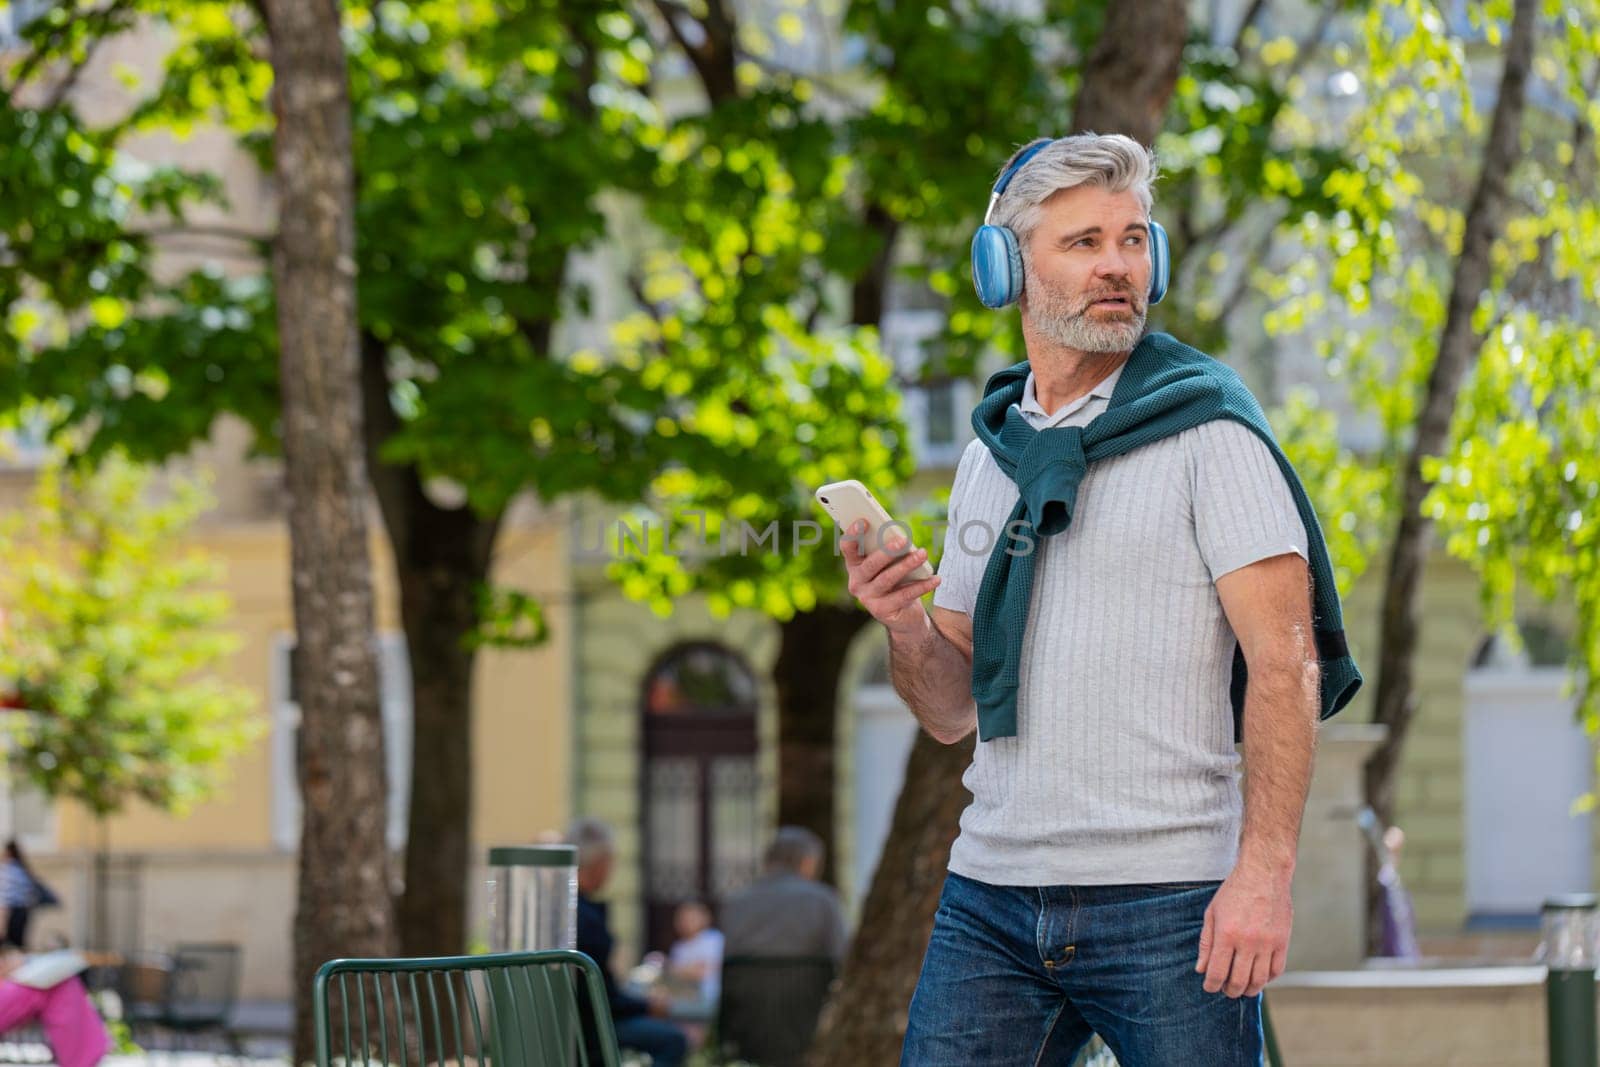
[814,479,935,581]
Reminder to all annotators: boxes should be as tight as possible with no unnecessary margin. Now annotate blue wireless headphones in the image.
[970,138,1170,310]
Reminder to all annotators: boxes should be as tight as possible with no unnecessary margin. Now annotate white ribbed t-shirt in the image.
[932,361,1309,885]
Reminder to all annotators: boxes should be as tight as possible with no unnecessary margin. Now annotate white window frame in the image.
[270,632,412,851]
[881,308,974,469]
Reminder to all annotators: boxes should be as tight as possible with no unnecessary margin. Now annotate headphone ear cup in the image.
[1147,219,1171,305]
[971,225,1023,309]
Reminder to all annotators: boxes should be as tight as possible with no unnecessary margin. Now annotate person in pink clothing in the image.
[0,953,111,1067]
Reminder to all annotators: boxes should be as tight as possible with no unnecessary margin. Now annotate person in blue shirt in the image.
[0,842,48,951]
[569,818,687,1067]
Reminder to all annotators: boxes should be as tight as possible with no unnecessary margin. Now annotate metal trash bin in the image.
[1541,893,1599,1067]
[486,845,578,952]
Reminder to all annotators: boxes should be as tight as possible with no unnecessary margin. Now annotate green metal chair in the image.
[1262,994,1284,1066]
[313,950,622,1067]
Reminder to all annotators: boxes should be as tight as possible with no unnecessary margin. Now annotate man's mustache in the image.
[1075,284,1145,315]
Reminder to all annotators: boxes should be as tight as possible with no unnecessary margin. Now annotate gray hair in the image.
[567,816,615,868]
[763,826,824,874]
[989,133,1158,255]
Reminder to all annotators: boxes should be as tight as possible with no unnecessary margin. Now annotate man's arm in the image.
[887,607,976,744]
[1197,550,1319,999]
[841,520,976,744]
[1230,555,1320,876]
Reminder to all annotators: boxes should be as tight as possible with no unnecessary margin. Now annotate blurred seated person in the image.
[665,901,723,1003]
[569,818,687,1067]
[0,949,110,1067]
[720,827,848,964]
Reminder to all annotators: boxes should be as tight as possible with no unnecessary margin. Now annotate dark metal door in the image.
[640,643,761,951]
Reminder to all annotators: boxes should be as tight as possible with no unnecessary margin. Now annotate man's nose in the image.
[1093,246,1136,280]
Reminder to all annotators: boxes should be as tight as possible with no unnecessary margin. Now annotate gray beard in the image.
[1026,283,1147,354]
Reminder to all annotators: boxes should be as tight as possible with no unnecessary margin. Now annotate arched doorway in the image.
[639,641,761,951]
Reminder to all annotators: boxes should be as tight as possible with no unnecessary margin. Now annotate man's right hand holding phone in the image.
[840,520,976,744]
[840,519,941,636]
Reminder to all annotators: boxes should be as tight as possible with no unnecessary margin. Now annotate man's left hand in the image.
[1195,863,1293,998]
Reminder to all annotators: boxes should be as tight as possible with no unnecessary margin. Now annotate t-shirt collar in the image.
[1018,359,1126,421]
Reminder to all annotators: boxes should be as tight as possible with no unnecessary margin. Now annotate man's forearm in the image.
[1237,654,1320,878]
[887,612,976,744]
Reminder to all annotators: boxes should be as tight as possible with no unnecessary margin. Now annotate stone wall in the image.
[1268,967,1551,1066]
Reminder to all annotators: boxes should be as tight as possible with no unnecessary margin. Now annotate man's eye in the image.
[1074,238,1094,248]
[1125,235,1145,246]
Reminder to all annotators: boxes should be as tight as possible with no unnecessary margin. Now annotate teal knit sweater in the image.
[969,331,1362,742]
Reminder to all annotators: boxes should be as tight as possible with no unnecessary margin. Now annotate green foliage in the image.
[604,319,910,619]
[1264,0,1600,717]
[468,586,550,651]
[0,452,259,817]
[8,0,1593,691]
[1271,389,1390,597]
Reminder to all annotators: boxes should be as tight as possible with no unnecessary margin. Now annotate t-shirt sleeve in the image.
[931,442,984,617]
[1190,420,1310,582]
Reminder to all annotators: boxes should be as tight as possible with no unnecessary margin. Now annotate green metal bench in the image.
[313,950,622,1067]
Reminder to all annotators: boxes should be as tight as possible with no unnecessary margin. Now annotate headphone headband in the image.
[982,138,1054,226]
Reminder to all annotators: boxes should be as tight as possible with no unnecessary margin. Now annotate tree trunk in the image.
[1071,0,1188,144]
[805,732,974,1067]
[264,1,394,1060]
[807,3,1187,1059]
[358,334,504,957]
[773,605,872,883]
[1363,0,1539,952]
[394,507,500,956]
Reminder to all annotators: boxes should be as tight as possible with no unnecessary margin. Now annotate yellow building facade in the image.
[5,432,573,1000]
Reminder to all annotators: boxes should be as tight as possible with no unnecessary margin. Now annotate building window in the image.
[881,309,973,469]
[270,633,411,851]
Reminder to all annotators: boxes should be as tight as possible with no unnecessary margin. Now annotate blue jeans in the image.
[902,871,1263,1066]
[613,1016,687,1067]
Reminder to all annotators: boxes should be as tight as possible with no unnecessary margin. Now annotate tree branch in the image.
[1211,213,1284,326]
[1281,0,1340,88]
[650,0,739,103]
[41,31,105,109]
[5,0,134,107]
[1229,0,1271,53]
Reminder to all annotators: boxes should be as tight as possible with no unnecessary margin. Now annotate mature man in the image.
[569,817,687,1067]
[841,133,1361,1065]
[720,827,849,964]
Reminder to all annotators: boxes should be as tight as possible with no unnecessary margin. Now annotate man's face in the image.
[1020,184,1151,354]
[579,852,614,894]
